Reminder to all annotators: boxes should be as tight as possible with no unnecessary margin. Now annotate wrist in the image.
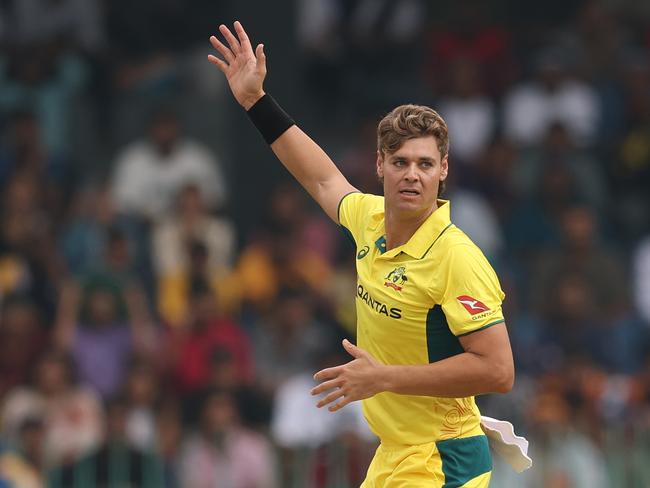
[242,91,266,111]
[378,364,396,394]
[246,93,295,145]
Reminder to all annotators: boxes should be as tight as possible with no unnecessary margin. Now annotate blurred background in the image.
[0,0,649,486]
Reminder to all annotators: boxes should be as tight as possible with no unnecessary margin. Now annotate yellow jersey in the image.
[338,192,505,446]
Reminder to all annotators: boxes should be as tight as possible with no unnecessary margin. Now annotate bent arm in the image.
[208,22,357,223]
[383,324,514,397]
[270,126,357,222]
[313,325,514,411]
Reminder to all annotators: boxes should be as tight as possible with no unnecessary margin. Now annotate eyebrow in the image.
[390,156,436,163]
[390,155,435,160]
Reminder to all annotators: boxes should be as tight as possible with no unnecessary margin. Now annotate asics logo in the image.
[357,246,370,259]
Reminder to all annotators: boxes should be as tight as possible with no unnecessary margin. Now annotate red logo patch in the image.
[384,282,403,292]
[456,295,490,315]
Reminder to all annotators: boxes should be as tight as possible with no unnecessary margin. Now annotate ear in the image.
[440,156,449,181]
[376,150,384,179]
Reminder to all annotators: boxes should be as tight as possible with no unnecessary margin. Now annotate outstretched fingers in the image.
[317,388,345,409]
[207,54,228,73]
[209,35,234,63]
[255,43,266,73]
[314,365,343,382]
[311,377,342,396]
[234,21,253,52]
[219,24,241,54]
[329,396,353,413]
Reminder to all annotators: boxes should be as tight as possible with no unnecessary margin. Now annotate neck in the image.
[384,202,438,250]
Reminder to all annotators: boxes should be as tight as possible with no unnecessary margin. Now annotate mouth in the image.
[399,189,420,196]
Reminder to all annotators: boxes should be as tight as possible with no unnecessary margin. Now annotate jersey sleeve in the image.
[440,244,506,336]
[337,191,368,246]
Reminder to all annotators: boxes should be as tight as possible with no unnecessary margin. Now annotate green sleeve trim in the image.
[457,319,505,337]
[336,190,361,226]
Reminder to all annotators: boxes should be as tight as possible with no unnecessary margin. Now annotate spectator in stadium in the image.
[1,351,104,467]
[0,173,61,317]
[529,205,628,319]
[0,298,48,400]
[251,290,332,394]
[60,184,149,282]
[503,47,600,147]
[47,397,164,488]
[153,184,236,325]
[437,58,497,167]
[492,388,610,487]
[122,360,161,451]
[504,157,580,258]
[512,122,608,211]
[154,399,183,488]
[230,188,334,314]
[0,111,71,210]
[271,348,376,487]
[471,136,519,224]
[445,170,504,262]
[0,45,88,154]
[608,54,650,239]
[3,0,104,53]
[165,284,253,394]
[53,281,156,399]
[425,0,515,97]
[178,389,275,488]
[111,108,227,222]
[271,346,375,447]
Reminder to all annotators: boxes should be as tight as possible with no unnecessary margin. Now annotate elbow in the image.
[493,365,515,394]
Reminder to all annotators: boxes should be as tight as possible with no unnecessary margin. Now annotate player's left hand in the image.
[311,339,386,412]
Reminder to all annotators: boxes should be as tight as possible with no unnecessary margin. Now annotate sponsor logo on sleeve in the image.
[456,295,498,321]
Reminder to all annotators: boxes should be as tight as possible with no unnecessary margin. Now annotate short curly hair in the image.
[377,104,449,195]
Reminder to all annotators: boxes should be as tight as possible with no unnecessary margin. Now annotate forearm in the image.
[382,352,514,398]
[209,23,355,221]
[270,126,347,204]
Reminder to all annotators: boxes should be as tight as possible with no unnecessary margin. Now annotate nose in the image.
[404,163,419,182]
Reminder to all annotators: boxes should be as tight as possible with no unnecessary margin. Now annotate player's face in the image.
[377,137,448,217]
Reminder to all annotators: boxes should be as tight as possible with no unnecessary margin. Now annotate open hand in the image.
[311,339,387,412]
[208,21,267,110]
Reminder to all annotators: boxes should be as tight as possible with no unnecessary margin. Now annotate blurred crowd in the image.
[0,0,649,487]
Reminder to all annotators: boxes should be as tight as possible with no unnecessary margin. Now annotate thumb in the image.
[255,43,266,72]
[343,339,364,359]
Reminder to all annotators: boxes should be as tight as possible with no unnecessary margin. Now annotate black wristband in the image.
[246,94,295,145]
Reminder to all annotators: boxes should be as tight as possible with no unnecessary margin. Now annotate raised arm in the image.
[208,21,357,223]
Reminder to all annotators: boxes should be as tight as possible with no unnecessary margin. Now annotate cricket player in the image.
[209,21,515,487]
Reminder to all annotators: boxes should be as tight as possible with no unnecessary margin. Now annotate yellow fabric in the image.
[361,442,491,487]
[338,193,505,446]
[460,471,492,487]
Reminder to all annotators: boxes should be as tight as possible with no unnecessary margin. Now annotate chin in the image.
[393,201,425,215]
